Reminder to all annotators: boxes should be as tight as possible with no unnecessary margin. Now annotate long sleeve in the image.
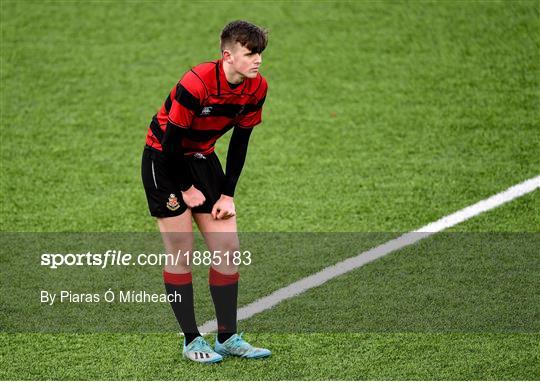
[161,78,204,192]
[161,121,193,191]
[222,127,253,197]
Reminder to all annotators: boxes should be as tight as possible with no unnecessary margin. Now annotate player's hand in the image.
[181,186,206,208]
[211,195,236,220]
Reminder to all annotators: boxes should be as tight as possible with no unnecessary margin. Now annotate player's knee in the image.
[162,232,194,251]
[216,234,240,254]
[161,232,194,273]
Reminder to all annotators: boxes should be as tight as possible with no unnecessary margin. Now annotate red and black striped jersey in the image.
[146,59,268,156]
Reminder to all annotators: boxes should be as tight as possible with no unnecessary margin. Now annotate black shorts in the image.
[141,146,225,217]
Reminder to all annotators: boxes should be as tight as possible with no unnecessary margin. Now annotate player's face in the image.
[227,43,262,80]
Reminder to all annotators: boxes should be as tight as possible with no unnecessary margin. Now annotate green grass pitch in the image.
[1,0,539,380]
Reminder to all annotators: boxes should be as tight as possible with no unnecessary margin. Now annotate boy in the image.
[141,20,271,363]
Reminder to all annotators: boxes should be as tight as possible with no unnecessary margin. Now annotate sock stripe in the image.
[163,270,192,285]
[209,267,239,286]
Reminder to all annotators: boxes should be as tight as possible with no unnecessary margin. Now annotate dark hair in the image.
[220,20,268,54]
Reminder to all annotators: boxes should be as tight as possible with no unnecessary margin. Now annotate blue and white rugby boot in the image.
[183,336,223,364]
[214,332,271,359]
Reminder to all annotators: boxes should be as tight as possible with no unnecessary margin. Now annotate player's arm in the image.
[163,81,206,207]
[161,121,192,191]
[222,127,252,197]
[212,127,252,220]
[162,121,206,208]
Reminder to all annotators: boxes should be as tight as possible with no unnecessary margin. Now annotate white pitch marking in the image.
[199,175,540,333]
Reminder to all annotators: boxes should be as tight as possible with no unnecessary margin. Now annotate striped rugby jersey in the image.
[146,59,267,156]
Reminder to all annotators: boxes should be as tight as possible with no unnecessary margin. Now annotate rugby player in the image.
[141,20,271,364]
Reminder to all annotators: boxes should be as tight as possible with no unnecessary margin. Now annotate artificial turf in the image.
[1,0,539,380]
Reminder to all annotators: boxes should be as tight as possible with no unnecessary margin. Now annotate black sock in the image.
[164,271,200,345]
[209,267,239,343]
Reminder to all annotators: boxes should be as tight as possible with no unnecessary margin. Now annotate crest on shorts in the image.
[166,194,180,211]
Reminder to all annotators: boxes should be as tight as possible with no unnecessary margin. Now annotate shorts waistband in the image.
[144,145,216,159]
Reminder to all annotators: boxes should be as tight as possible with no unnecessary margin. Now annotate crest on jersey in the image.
[166,194,180,211]
[200,106,212,116]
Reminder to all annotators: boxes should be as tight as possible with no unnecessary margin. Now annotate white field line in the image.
[199,175,540,333]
